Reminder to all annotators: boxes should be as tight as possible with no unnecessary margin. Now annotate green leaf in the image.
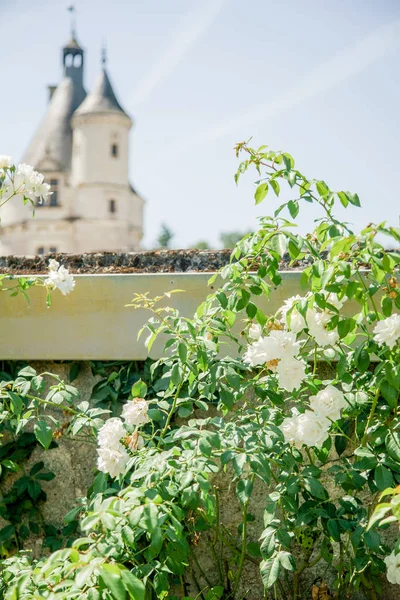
[8,391,23,415]
[246,302,257,319]
[327,519,341,541]
[368,503,392,530]
[236,479,253,505]
[99,567,126,600]
[260,555,280,588]
[270,234,287,258]
[178,343,187,364]
[34,420,52,449]
[255,183,268,204]
[131,380,147,398]
[382,296,393,317]
[121,571,146,600]
[18,366,36,378]
[303,477,327,500]
[346,191,361,207]
[0,524,16,543]
[337,319,351,339]
[69,362,81,382]
[386,431,400,461]
[30,461,45,476]
[278,550,295,571]
[364,529,380,551]
[374,465,393,491]
[270,179,280,196]
[337,191,348,208]
[381,380,398,409]
[205,586,225,600]
[288,200,299,219]
[28,480,42,501]
[316,180,329,197]
[140,503,158,534]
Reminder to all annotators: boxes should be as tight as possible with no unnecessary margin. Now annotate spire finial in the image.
[67,5,77,38]
[101,40,107,67]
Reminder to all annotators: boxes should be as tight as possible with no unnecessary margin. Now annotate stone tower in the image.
[0,35,144,255]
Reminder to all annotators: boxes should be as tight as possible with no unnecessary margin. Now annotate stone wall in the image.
[1,360,397,600]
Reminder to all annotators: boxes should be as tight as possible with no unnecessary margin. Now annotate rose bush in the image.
[0,142,400,599]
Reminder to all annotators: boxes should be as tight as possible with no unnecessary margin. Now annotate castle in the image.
[0,34,144,255]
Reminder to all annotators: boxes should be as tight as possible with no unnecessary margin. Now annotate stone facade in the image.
[0,35,144,255]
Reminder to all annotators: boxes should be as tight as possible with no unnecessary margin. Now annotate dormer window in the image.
[111,143,118,158]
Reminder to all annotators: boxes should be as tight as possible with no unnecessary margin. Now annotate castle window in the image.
[49,247,57,253]
[73,54,82,67]
[109,199,116,214]
[50,179,59,206]
[65,53,73,67]
[111,143,118,158]
[37,247,45,255]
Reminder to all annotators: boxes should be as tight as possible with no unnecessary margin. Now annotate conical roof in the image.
[22,77,86,171]
[74,69,129,117]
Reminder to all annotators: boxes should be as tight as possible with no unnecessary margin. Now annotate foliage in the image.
[156,223,174,249]
[0,364,107,556]
[1,142,400,599]
[219,230,251,249]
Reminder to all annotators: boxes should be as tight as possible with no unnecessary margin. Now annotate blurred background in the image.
[1,0,400,251]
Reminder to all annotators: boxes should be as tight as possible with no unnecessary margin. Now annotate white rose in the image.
[281,410,330,449]
[307,308,339,347]
[309,385,347,421]
[0,155,13,169]
[373,314,400,350]
[384,551,400,585]
[243,329,300,368]
[281,415,299,446]
[289,310,306,334]
[243,335,281,367]
[45,261,75,296]
[97,417,126,450]
[122,398,150,426]
[280,295,307,333]
[248,323,262,340]
[97,446,129,478]
[276,356,307,392]
[296,411,330,449]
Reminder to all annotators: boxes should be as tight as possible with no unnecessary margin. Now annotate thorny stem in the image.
[213,486,225,585]
[26,394,80,416]
[356,271,379,319]
[232,473,256,598]
[157,366,187,446]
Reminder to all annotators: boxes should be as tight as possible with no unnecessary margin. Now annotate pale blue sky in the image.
[1,0,400,248]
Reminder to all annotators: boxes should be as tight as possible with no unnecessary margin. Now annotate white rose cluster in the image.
[0,159,52,204]
[97,397,149,478]
[281,385,347,449]
[280,293,346,348]
[45,259,75,296]
[244,328,307,391]
[373,314,400,350]
[384,551,400,585]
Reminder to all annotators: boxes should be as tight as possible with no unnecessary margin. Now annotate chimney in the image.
[48,85,57,101]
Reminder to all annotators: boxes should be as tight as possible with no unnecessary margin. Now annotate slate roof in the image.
[74,69,129,118]
[21,77,86,171]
